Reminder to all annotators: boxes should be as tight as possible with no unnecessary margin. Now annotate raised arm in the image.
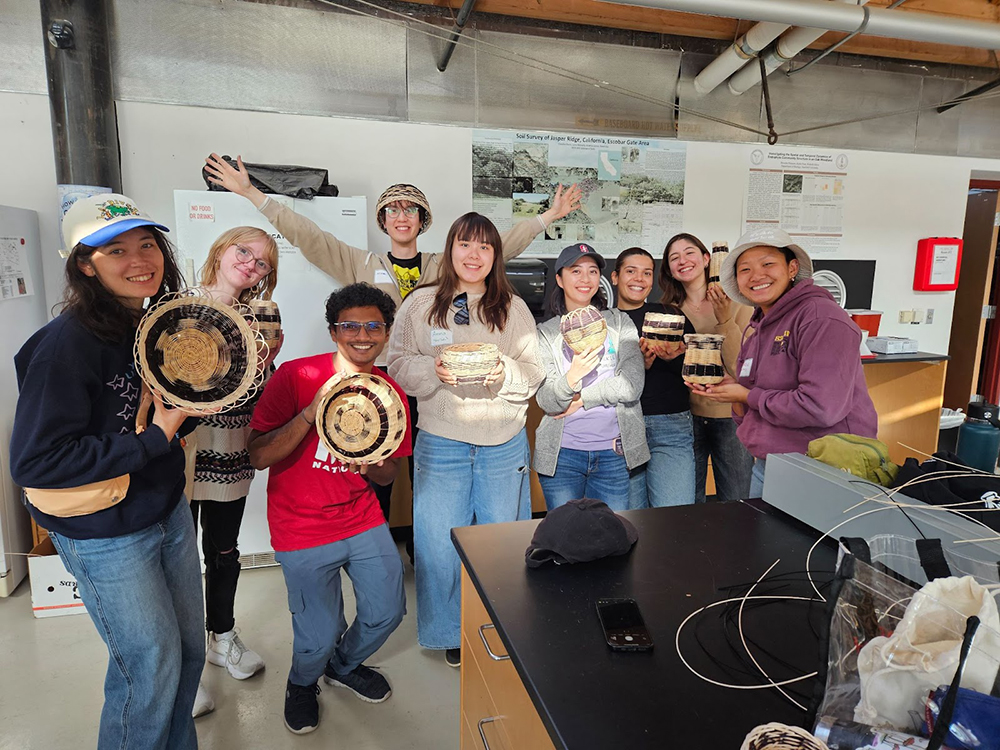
[500,183,582,260]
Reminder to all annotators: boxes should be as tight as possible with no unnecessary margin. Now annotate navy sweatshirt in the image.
[10,312,189,539]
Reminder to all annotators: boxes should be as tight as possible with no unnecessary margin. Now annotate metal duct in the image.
[692,21,789,95]
[599,0,1000,50]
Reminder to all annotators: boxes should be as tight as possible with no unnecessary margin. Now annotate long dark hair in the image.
[427,213,513,332]
[659,232,709,307]
[59,228,184,342]
[547,256,609,317]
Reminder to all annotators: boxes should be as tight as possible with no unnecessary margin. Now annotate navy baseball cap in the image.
[525,498,638,568]
[555,243,606,273]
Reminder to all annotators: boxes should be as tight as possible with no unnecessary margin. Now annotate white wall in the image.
[4,92,1000,355]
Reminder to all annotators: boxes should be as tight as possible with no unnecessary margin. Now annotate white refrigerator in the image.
[173,190,368,558]
[0,206,47,596]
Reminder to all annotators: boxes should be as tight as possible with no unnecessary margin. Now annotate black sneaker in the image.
[323,663,392,703]
[445,648,461,668]
[284,680,320,734]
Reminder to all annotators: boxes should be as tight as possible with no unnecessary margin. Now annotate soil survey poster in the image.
[472,129,687,256]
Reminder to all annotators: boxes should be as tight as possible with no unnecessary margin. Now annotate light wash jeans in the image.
[276,523,405,686]
[628,411,696,509]
[749,457,767,499]
[693,415,754,502]
[412,429,531,650]
[49,498,204,750]
[538,447,629,512]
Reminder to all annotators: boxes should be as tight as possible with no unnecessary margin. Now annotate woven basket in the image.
[740,724,828,750]
[316,372,407,465]
[134,290,266,414]
[560,306,607,354]
[440,343,501,385]
[709,242,729,285]
[681,333,726,385]
[246,298,282,343]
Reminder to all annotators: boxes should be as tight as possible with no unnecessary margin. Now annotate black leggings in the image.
[190,498,246,634]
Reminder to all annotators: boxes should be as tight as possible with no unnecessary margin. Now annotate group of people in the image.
[8,153,877,748]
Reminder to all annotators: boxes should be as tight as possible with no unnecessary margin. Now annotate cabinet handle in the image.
[478,716,500,749]
[478,623,511,661]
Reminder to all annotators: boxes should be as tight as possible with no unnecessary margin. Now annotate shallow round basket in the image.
[246,298,282,343]
[740,724,828,750]
[134,291,265,414]
[441,343,501,385]
[560,306,608,354]
[316,372,407,465]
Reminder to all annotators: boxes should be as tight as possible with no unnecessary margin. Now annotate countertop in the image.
[451,500,838,750]
[861,350,949,364]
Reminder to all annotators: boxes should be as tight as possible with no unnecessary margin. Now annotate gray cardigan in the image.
[533,309,650,476]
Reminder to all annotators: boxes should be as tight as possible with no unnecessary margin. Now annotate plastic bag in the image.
[201,155,339,200]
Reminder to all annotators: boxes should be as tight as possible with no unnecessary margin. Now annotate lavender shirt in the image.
[559,334,621,451]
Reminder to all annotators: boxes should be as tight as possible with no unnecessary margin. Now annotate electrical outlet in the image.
[926,308,934,324]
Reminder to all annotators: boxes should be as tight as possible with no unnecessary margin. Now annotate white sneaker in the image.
[193,681,215,718]
[207,629,265,680]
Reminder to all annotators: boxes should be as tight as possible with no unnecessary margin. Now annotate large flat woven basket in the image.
[134,290,267,414]
[560,305,607,354]
[440,343,501,385]
[316,372,407,465]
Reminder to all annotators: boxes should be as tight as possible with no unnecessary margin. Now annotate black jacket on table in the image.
[10,312,191,540]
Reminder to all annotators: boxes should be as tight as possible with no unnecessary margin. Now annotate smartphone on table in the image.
[596,598,653,651]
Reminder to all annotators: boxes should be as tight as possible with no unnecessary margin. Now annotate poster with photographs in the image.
[743,147,849,254]
[0,235,34,301]
[473,129,687,256]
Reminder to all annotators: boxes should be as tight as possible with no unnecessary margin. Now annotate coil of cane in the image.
[560,306,607,354]
[440,343,501,385]
[740,723,828,750]
[134,290,267,414]
[316,372,407,465]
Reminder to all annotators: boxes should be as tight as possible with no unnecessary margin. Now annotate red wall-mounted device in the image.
[913,237,963,292]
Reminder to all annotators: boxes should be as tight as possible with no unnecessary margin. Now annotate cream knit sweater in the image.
[387,287,543,446]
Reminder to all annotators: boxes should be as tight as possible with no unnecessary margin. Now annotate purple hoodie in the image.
[734,279,877,460]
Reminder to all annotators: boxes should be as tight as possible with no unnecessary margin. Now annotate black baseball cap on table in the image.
[525,498,638,568]
[554,243,606,273]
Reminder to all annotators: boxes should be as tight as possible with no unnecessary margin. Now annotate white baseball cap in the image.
[62,193,170,255]
[720,226,813,308]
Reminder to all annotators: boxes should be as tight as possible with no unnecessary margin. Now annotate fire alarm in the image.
[913,237,963,292]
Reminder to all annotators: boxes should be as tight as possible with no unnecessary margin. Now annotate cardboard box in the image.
[866,336,919,355]
[28,537,87,618]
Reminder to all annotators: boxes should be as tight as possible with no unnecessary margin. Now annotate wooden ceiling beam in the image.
[405,0,1000,68]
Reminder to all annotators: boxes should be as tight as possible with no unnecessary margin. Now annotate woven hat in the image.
[134,291,266,414]
[62,193,169,254]
[316,372,407,464]
[720,227,813,308]
[375,184,432,235]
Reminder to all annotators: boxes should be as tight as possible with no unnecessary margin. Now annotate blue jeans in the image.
[48,498,204,750]
[413,429,531,650]
[749,457,767,499]
[693,415,754,502]
[628,412,696,509]
[538,447,629,512]
[275,523,405,686]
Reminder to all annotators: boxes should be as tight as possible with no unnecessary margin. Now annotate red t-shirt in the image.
[249,353,411,552]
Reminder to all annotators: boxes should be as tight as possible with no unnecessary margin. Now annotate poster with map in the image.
[0,235,34,301]
[473,129,687,256]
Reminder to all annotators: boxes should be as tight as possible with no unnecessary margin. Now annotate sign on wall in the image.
[473,129,687,257]
[743,147,849,254]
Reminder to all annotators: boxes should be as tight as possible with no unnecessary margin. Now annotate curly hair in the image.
[325,282,397,329]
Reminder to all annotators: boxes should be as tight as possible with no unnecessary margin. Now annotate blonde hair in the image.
[199,226,279,303]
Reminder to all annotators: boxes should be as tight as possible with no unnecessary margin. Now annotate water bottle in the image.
[955,402,1000,473]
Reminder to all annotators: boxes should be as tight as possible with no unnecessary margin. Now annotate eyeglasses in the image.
[234,244,272,275]
[332,321,387,336]
[384,206,420,218]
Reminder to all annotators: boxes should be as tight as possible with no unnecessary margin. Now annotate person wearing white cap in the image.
[692,226,877,497]
[10,194,206,749]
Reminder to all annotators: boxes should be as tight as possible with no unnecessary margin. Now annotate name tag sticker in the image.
[740,358,753,378]
[374,268,393,284]
[431,328,454,347]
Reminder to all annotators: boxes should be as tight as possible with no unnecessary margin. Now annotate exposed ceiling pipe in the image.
[599,0,1000,50]
[728,0,867,95]
[692,21,789,95]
